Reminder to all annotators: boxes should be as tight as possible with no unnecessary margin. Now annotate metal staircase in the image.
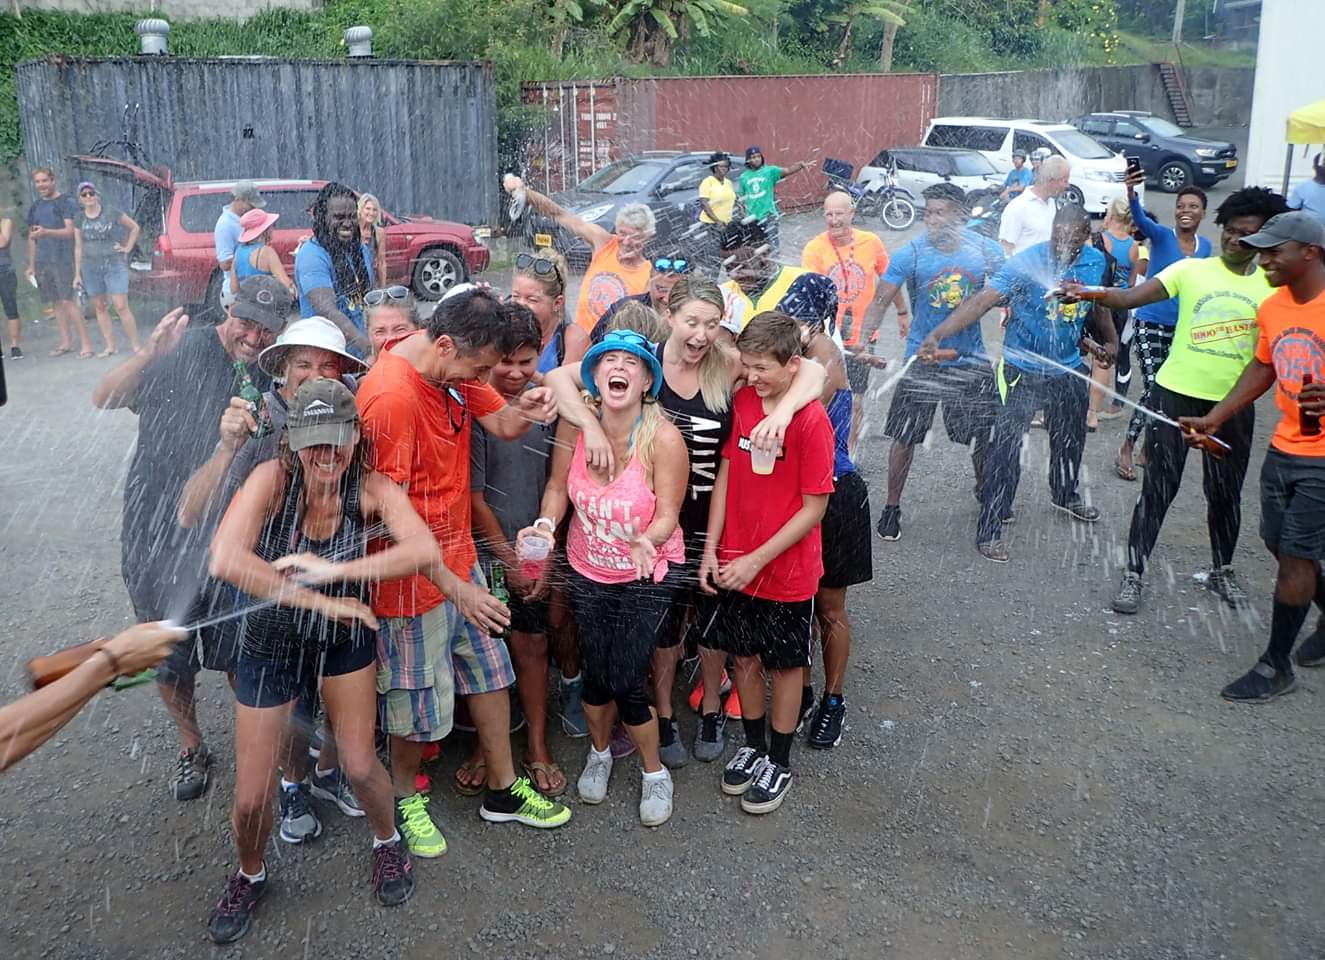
[1157,59,1194,128]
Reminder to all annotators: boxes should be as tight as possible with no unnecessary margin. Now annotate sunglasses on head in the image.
[515,253,565,287]
[653,257,691,275]
[602,330,650,349]
[365,286,410,306]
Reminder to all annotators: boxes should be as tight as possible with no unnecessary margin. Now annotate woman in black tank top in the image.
[204,379,442,943]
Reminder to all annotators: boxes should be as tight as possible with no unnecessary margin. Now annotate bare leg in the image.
[8,317,19,350]
[583,701,614,752]
[321,667,396,841]
[389,736,424,797]
[698,645,725,715]
[887,440,917,506]
[156,678,202,752]
[651,643,683,720]
[231,700,294,875]
[625,706,662,774]
[59,298,92,354]
[510,630,553,768]
[769,668,802,736]
[731,655,766,722]
[548,591,579,679]
[467,689,517,790]
[91,294,114,353]
[815,586,850,696]
[1087,359,1110,427]
[111,292,142,352]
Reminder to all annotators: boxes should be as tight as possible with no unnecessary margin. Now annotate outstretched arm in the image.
[505,175,612,252]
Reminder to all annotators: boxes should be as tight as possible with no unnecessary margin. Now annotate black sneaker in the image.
[876,505,901,541]
[1052,498,1100,522]
[1295,621,1325,668]
[740,759,793,814]
[1206,566,1249,610]
[371,839,415,907]
[207,869,267,944]
[1112,573,1143,615]
[1220,660,1296,703]
[10,346,22,360]
[794,685,816,734]
[721,747,765,796]
[171,744,212,801]
[807,694,846,749]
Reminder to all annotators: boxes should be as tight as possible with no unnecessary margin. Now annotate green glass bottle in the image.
[489,561,512,640]
[232,360,272,438]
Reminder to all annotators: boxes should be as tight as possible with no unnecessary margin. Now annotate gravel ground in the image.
[3,128,1321,960]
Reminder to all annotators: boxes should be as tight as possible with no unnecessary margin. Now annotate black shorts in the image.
[707,591,814,670]
[566,566,686,698]
[844,352,872,394]
[656,534,720,649]
[820,471,873,589]
[34,260,74,304]
[1259,448,1325,560]
[235,637,376,709]
[884,362,996,447]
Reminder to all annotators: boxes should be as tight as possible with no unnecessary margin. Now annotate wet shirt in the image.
[1003,167,1033,195]
[998,190,1056,255]
[738,165,784,221]
[77,207,128,261]
[827,387,855,478]
[1154,257,1273,402]
[1129,193,1212,329]
[469,407,555,556]
[295,236,375,334]
[992,241,1108,376]
[717,387,835,602]
[121,327,270,617]
[1254,286,1325,457]
[573,236,652,333]
[884,230,1004,366]
[27,194,78,265]
[801,229,890,347]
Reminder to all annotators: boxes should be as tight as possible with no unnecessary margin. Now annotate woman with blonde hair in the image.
[510,247,589,373]
[1087,196,1140,433]
[358,193,388,288]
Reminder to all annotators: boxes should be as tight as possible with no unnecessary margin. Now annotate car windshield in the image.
[951,153,997,176]
[578,159,669,195]
[1138,116,1185,138]
[1049,129,1113,159]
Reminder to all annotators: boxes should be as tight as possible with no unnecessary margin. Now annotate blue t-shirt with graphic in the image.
[295,236,375,334]
[991,240,1108,376]
[1003,167,1033,194]
[883,230,1005,365]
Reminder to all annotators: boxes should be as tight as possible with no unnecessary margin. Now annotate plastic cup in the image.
[751,444,777,476]
[518,533,552,581]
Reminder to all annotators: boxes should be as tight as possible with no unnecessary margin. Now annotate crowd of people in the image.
[4,146,1325,942]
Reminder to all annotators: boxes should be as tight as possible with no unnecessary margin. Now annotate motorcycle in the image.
[965,192,1007,241]
[823,158,917,231]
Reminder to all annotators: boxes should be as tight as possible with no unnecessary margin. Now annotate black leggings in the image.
[1125,384,1254,575]
[0,265,18,323]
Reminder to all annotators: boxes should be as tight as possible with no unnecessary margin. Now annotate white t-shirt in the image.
[998,190,1057,255]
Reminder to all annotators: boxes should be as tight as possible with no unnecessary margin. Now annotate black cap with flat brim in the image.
[1241,211,1325,250]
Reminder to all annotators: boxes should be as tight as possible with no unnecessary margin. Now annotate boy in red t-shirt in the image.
[700,311,835,814]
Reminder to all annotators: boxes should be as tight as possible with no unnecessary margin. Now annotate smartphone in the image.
[1125,156,1143,176]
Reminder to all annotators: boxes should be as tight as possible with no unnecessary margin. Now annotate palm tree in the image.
[608,0,753,66]
[877,0,911,72]
[827,1,908,69]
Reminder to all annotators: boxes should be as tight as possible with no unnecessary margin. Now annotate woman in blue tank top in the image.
[509,249,589,375]
[1088,198,1142,434]
[232,208,295,300]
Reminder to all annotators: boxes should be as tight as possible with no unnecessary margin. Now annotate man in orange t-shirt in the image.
[1181,212,1325,703]
[357,288,569,853]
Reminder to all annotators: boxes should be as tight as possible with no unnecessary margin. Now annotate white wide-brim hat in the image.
[258,316,368,378]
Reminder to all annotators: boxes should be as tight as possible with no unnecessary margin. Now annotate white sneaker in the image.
[577,748,613,804]
[639,770,673,827]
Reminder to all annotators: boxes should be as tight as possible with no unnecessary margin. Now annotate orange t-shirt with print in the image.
[801,228,890,347]
[573,235,653,332]
[1253,285,1325,457]
[357,347,507,616]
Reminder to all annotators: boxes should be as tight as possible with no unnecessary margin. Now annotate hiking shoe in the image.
[639,771,674,827]
[577,748,614,804]
[1112,572,1143,615]
[1294,621,1325,668]
[807,694,846,750]
[371,839,414,907]
[977,540,1009,563]
[1052,498,1100,523]
[1220,660,1296,703]
[876,505,901,541]
[609,722,637,759]
[278,783,323,844]
[394,793,447,858]
[207,869,267,944]
[721,747,765,796]
[657,717,689,769]
[559,676,589,738]
[1206,566,1250,610]
[693,711,726,763]
[171,744,212,801]
[794,686,816,734]
[741,759,792,815]
[310,766,365,818]
[479,776,571,829]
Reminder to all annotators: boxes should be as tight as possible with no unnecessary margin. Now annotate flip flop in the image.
[1115,456,1137,482]
[454,754,486,796]
[98,348,117,358]
[48,346,72,357]
[78,350,95,359]
[522,759,567,797]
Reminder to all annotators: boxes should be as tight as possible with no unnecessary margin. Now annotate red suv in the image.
[70,156,490,316]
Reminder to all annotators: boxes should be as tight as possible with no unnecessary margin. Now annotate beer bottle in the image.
[232,360,272,438]
[489,562,512,640]
[1301,373,1320,437]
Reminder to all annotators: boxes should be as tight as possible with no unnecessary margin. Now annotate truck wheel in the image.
[411,247,465,301]
[1158,160,1193,193]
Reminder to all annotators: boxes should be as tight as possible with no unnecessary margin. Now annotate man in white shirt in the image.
[1289,153,1325,225]
[998,156,1071,256]
[213,181,265,309]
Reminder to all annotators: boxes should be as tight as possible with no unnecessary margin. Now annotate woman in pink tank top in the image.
[519,330,689,827]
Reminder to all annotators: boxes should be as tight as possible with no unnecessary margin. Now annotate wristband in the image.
[99,646,123,676]
[533,517,556,533]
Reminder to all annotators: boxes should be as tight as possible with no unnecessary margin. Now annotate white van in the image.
[922,116,1140,213]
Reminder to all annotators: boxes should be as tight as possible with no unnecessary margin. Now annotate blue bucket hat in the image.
[580,330,664,400]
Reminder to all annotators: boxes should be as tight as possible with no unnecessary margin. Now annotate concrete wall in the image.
[17,0,321,20]
[938,64,1254,128]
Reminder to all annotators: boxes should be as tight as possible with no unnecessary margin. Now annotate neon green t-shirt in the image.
[1153,257,1274,402]
[739,165,784,220]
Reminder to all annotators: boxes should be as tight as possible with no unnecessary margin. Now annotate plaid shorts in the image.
[376,565,516,742]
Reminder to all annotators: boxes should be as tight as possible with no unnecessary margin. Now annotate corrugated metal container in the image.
[16,56,498,224]
[522,73,939,210]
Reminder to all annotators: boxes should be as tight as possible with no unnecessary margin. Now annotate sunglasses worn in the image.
[365,285,409,306]
[653,257,691,274]
[79,190,96,197]
[515,253,565,288]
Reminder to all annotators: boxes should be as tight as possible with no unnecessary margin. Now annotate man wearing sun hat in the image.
[214,180,266,310]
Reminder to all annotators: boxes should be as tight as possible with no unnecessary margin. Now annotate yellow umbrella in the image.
[1282,99,1325,192]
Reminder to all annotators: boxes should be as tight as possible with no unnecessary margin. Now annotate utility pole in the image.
[1171,0,1187,45]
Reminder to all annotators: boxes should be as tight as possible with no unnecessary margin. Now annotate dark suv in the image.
[526,151,744,270]
[1071,111,1238,193]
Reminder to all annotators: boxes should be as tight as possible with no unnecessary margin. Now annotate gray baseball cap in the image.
[1241,211,1325,250]
[231,180,266,208]
[231,275,293,333]
[286,378,359,451]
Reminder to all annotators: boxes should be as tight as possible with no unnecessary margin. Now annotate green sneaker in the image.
[478,776,572,829]
[394,793,447,858]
